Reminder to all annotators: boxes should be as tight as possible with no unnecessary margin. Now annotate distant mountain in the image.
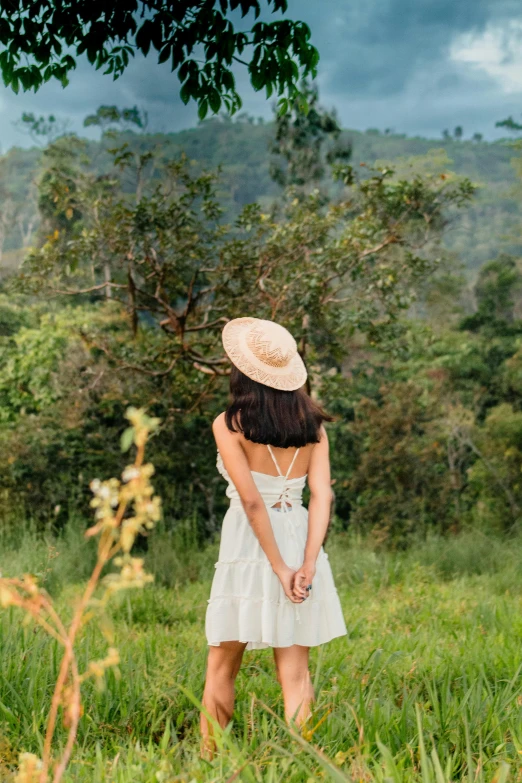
[1,119,521,276]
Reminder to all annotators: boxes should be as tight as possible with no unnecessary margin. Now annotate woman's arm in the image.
[213,414,301,603]
[293,426,332,599]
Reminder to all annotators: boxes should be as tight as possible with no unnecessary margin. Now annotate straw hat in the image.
[222,317,307,391]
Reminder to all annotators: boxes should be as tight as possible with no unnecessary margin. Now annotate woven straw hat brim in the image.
[222,317,307,391]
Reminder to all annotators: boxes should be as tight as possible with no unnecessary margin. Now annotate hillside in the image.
[1,119,521,275]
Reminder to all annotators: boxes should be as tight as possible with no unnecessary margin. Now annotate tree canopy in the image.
[16,123,474,389]
[0,0,319,117]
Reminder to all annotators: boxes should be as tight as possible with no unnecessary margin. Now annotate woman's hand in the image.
[292,560,316,602]
[274,564,301,603]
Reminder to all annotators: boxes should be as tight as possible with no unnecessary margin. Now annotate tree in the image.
[348,381,453,545]
[454,126,463,140]
[83,105,155,209]
[460,255,522,332]
[83,105,149,134]
[0,194,14,265]
[14,112,71,147]
[0,147,42,271]
[472,132,483,143]
[0,1,319,118]
[17,134,475,401]
[269,81,351,192]
[496,116,522,133]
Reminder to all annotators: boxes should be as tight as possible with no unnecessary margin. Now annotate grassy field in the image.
[0,522,521,781]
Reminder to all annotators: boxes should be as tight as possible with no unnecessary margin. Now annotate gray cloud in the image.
[307,0,512,92]
[0,54,199,150]
[1,0,522,150]
[295,0,522,138]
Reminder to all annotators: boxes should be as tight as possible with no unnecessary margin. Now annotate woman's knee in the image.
[273,646,311,687]
[276,663,311,690]
[205,643,245,684]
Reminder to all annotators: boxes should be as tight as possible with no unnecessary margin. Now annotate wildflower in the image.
[122,466,140,483]
[14,753,44,783]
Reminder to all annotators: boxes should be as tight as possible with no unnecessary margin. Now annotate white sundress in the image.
[205,445,348,650]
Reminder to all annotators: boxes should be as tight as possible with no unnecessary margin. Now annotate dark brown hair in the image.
[225,367,333,448]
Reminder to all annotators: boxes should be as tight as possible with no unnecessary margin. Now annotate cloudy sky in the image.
[2,0,522,151]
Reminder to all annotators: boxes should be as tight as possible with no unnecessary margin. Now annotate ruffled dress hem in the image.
[207,629,348,651]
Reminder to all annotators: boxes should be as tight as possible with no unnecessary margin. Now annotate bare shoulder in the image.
[316,424,329,448]
[212,411,239,445]
[309,426,329,462]
[212,411,227,434]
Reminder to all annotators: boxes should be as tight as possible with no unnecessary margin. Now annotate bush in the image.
[347,381,454,546]
[466,403,522,532]
[0,300,229,536]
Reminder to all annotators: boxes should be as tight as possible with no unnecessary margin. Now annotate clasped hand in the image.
[276,562,316,603]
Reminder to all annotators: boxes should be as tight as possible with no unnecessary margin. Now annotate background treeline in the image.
[2,92,522,548]
[2,108,522,276]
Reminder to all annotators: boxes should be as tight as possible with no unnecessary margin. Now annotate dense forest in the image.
[2,114,522,276]
[2,95,522,549]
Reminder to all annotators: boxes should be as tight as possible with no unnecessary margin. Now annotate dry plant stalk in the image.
[0,407,161,783]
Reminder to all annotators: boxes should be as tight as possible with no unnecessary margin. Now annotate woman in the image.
[201,317,347,753]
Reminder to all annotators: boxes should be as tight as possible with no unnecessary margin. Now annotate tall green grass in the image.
[0,520,520,780]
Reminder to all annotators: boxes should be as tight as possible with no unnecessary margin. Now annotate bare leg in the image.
[273,645,315,725]
[200,641,247,758]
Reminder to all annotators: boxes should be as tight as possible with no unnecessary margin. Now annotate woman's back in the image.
[217,412,315,479]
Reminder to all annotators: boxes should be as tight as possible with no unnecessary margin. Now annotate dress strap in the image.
[266,444,283,476]
[285,447,300,480]
[266,445,300,480]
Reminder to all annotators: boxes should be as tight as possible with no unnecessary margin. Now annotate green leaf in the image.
[376,734,402,783]
[150,18,164,51]
[158,44,171,64]
[135,20,153,57]
[277,97,288,116]
[430,747,446,783]
[180,82,191,104]
[491,763,511,783]
[18,68,34,90]
[120,427,135,453]
[221,69,235,91]
[208,88,221,114]
[250,67,264,91]
[198,99,209,121]
[415,704,433,783]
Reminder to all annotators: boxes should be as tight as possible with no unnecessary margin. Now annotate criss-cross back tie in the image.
[266,445,300,512]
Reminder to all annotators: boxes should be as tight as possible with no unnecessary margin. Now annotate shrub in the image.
[348,381,454,546]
